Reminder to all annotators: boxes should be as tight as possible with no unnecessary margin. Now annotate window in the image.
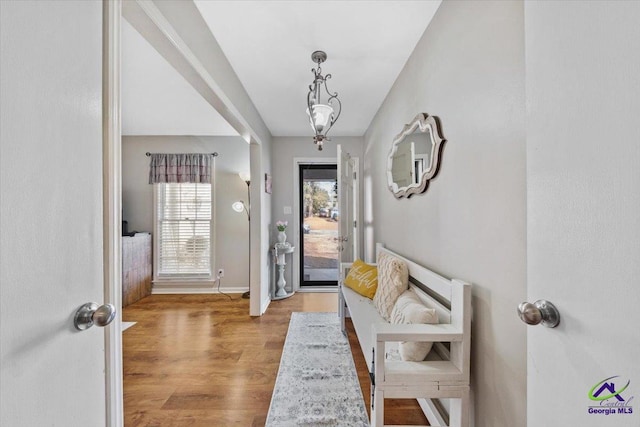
[155,183,212,277]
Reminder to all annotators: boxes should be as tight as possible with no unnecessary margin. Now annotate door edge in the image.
[103,1,124,425]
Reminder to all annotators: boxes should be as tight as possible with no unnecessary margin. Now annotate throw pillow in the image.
[373,252,409,321]
[344,259,378,299]
[390,289,439,361]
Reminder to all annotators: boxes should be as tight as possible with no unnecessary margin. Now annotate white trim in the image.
[292,157,337,293]
[297,287,338,293]
[350,157,360,261]
[103,1,123,426]
[152,285,249,294]
[152,186,159,277]
[260,296,271,315]
[249,142,263,316]
[212,156,217,287]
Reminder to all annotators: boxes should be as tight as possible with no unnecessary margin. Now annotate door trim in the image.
[344,155,360,263]
[103,0,123,425]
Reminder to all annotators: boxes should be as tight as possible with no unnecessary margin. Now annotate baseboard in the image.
[297,286,338,293]
[152,283,249,294]
[261,296,271,315]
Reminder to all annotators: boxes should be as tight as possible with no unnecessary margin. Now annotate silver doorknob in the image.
[74,303,117,331]
[517,300,560,328]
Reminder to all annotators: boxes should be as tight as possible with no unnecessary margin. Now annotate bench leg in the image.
[370,388,384,427]
[449,389,470,427]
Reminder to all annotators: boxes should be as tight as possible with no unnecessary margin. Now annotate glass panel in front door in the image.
[300,164,338,286]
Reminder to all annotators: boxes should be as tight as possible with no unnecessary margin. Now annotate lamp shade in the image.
[306,104,334,133]
[239,172,250,183]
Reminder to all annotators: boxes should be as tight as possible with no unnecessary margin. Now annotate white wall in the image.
[270,137,364,292]
[363,1,526,426]
[122,135,250,291]
[526,2,640,426]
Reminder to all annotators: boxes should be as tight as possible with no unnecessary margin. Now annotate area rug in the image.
[266,312,369,426]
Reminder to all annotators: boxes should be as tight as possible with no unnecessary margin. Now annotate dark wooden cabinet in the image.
[122,233,152,307]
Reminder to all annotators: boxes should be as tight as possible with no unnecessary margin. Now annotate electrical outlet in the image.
[217,268,224,278]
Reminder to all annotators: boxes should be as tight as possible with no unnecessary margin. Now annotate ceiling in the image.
[121,19,238,136]
[122,1,441,138]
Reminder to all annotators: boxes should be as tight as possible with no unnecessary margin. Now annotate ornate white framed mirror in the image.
[387,113,446,198]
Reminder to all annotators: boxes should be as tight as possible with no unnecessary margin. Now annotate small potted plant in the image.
[276,220,288,244]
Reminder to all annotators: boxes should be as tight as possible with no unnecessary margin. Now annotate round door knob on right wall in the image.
[518,300,560,328]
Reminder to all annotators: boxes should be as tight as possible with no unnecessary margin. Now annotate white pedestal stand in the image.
[272,243,295,300]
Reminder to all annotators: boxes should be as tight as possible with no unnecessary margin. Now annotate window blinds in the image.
[156,183,212,276]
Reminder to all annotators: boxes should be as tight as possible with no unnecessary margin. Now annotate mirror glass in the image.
[387,113,445,198]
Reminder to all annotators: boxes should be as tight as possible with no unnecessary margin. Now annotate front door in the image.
[526,3,640,426]
[299,164,339,286]
[0,2,110,425]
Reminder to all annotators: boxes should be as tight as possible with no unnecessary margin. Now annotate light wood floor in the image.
[123,293,428,426]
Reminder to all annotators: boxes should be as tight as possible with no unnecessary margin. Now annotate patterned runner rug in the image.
[266,312,369,426]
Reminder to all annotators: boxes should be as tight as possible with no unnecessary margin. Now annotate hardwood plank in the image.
[123,293,427,426]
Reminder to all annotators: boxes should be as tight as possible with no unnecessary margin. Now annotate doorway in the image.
[299,164,339,287]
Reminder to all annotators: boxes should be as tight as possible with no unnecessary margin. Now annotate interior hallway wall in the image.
[122,135,250,291]
[363,1,526,426]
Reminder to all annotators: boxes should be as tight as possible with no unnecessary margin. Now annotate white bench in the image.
[339,243,471,427]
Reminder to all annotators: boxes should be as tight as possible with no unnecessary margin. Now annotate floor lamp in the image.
[232,173,251,299]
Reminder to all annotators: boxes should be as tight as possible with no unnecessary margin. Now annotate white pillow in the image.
[373,252,409,321]
[390,290,439,361]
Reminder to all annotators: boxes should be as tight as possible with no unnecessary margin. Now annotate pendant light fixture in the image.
[306,50,342,151]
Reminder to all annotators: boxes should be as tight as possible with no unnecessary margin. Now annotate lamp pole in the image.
[241,177,251,299]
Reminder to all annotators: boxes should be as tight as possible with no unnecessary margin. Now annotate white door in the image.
[0,2,110,425]
[337,145,356,264]
[526,3,640,426]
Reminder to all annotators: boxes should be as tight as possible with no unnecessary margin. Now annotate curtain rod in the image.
[146,152,218,157]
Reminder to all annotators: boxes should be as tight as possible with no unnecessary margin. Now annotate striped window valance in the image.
[148,153,214,184]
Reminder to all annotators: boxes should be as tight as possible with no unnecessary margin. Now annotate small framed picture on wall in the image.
[265,173,272,194]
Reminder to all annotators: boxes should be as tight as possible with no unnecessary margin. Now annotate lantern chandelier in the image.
[306,50,342,151]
